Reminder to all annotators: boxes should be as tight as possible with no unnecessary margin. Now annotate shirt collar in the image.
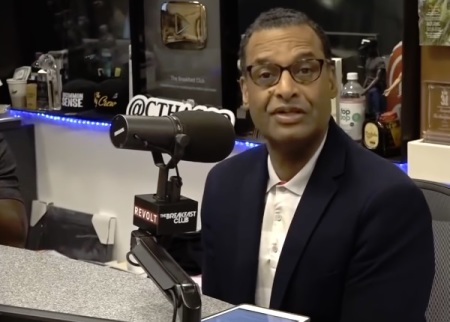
[266,130,328,195]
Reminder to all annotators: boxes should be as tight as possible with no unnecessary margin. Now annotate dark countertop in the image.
[0,112,22,130]
[0,246,232,321]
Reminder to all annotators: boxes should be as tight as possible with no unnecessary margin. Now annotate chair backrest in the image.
[414,179,450,322]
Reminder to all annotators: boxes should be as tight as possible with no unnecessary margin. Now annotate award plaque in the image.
[161,1,207,50]
[129,0,240,114]
[422,81,450,144]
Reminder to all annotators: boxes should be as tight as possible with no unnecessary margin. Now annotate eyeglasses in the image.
[246,59,330,87]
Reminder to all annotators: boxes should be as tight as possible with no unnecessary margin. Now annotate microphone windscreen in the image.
[172,111,236,163]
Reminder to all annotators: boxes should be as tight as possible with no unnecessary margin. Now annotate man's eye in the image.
[300,68,312,74]
[257,70,274,79]
[296,66,314,75]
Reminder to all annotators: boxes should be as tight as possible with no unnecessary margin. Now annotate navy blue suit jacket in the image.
[201,119,435,322]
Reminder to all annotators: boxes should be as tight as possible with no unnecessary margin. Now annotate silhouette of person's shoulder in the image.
[0,134,21,201]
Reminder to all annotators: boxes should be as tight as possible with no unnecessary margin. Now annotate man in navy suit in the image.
[201,8,435,322]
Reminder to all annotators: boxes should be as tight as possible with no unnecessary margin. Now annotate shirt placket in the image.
[269,184,286,270]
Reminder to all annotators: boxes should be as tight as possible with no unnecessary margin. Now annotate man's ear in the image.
[328,64,338,99]
[239,76,249,109]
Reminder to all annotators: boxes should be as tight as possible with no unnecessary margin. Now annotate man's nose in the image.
[274,70,299,101]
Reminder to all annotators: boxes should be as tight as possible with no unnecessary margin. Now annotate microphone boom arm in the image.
[131,230,201,322]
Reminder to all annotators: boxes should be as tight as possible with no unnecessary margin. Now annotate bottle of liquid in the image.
[98,24,116,78]
[362,111,401,158]
[36,70,50,111]
[26,74,38,110]
[33,54,60,110]
[25,52,42,110]
[339,72,366,142]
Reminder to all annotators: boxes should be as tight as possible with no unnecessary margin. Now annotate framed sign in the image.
[422,81,450,144]
[419,0,450,46]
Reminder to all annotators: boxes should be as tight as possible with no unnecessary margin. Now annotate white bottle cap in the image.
[347,72,358,81]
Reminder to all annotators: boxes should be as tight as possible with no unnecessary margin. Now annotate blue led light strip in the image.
[9,110,110,128]
[8,109,261,149]
[8,109,408,172]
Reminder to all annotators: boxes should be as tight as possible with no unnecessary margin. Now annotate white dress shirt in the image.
[255,134,327,308]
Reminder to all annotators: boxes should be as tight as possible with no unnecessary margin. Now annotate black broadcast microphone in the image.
[109,110,235,235]
[110,110,236,163]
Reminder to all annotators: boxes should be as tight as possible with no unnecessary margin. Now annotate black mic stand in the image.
[129,134,201,322]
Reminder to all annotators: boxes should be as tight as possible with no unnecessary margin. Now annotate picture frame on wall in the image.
[419,0,450,46]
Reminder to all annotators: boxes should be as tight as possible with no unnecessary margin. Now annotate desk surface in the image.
[0,246,232,321]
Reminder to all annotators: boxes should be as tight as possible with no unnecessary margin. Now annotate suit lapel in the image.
[232,146,269,304]
[270,120,347,309]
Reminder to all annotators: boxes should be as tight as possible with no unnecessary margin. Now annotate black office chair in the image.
[414,179,450,322]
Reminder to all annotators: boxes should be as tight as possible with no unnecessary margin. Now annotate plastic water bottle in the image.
[98,25,116,78]
[339,72,366,142]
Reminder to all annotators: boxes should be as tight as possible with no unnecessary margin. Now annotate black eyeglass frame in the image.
[245,58,333,86]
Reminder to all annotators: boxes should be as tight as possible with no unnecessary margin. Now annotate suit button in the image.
[272,246,278,253]
[275,214,282,221]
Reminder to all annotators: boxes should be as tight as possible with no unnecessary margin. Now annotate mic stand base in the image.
[133,194,198,235]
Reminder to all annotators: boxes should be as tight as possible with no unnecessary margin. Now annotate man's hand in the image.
[0,199,27,247]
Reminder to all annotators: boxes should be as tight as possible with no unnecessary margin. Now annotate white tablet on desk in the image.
[202,304,310,322]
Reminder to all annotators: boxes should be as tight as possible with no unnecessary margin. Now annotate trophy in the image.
[422,81,450,144]
[129,0,240,114]
[384,41,402,119]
